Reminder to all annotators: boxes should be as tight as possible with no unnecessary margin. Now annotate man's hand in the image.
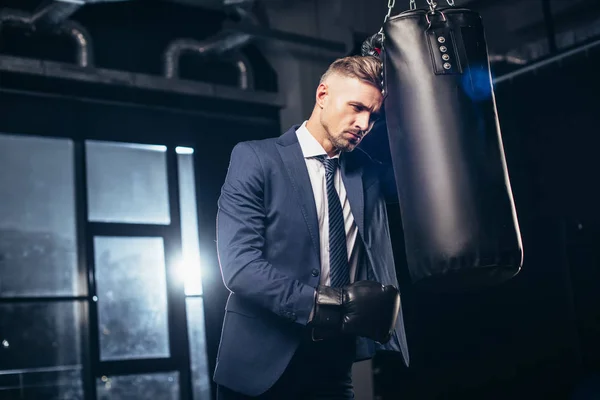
[310,281,400,343]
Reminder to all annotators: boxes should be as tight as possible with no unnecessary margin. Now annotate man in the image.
[215,55,409,399]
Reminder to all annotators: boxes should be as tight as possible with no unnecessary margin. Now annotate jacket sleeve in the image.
[216,141,316,325]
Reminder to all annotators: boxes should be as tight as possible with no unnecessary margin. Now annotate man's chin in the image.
[333,138,359,153]
[338,144,357,153]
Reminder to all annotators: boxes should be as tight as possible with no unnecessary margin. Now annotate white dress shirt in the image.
[295,121,362,286]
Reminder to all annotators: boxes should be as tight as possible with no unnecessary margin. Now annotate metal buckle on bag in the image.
[425,9,447,30]
[423,0,448,30]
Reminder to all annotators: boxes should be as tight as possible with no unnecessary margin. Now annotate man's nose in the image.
[356,112,371,131]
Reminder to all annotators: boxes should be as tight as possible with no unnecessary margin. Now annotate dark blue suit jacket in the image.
[214,126,409,396]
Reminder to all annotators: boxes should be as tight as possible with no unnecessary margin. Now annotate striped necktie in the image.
[319,156,350,288]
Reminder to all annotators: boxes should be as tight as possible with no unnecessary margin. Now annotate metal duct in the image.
[0,7,94,67]
[163,5,255,89]
[29,0,132,26]
[163,36,254,89]
[55,20,94,67]
[30,0,84,28]
[0,8,32,27]
[235,52,252,90]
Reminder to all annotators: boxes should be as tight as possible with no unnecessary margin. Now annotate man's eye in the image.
[352,105,361,111]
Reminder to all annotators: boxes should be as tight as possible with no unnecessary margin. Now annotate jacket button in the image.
[311,269,320,277]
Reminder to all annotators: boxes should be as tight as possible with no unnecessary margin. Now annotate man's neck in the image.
[305,118,339,157]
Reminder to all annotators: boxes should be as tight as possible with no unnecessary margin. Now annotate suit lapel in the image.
[341,154,365,241]
[276,128,321,262]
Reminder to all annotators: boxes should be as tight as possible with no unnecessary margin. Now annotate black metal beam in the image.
[88,222,171,237]
[97,358,180,376]
[75,139,97,400]
[0,296,89,303]
[0,86,279,133]
[494,35,600,84]
[541,0,557,53]
[0,55,284,107]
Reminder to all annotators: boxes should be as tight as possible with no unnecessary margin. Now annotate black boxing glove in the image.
[360,32,383,59]
[310,280,400,343]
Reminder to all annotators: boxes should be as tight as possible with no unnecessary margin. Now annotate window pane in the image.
[97,372,179,400]
[0,302,83,399]
[0,366,83,400]
[94,237,170,361]
[86,141,170,224]
[187,297,211,400]
[0,133,79,297]
[177,149,203,295]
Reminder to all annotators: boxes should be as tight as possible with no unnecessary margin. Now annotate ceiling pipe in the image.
[30,0,84,28]
[163,36,254,90]
[56,20,94,67]
[0,6,94,67]
[163,6,256,89]
[234,52,252,90]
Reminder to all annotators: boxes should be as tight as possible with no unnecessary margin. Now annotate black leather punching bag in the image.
[376,6,523,290]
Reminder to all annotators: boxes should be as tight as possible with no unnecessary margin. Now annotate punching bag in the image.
[369,2,523,290]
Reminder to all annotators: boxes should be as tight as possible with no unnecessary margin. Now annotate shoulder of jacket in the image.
[353,147,385,167]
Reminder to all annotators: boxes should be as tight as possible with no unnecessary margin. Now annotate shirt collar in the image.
[295,121,340,160]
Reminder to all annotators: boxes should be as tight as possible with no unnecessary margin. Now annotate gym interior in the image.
[0,0,599,399]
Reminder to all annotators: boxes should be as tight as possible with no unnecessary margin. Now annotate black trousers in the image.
[217,333,356,400]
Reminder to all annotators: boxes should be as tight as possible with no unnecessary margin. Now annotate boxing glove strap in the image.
[310,286,343,336]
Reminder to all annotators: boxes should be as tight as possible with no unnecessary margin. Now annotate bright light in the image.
[173,254,203,296]
[126,144,166,152]
[176,147,194,155]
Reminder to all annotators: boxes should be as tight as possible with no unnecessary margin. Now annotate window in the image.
[0,134,212,400]
[177,149,203,296]
[96,372,180,399]
[86,141,170,225]
[0,302,84,399]
[0,134,80,297]
[178,148,210,399]
[186,298,211,400]
[94,237,170,361]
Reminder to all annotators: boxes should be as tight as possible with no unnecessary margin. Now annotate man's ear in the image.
[316,83,328,109]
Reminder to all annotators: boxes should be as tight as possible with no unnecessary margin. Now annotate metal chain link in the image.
[384,0,396,23]
[426,0,437,12]
[380,0,453,36]
[410,0,454,10]
[378,0,396,36]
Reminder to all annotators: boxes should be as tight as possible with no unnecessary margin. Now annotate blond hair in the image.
[319,55,382,92]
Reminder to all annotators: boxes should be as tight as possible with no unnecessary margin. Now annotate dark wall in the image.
[372,42,600,400]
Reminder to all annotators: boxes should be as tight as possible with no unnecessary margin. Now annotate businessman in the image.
[215,55,409,399]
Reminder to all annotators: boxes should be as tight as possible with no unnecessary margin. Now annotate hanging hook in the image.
[425,9,447,29]
[411,0,455,11]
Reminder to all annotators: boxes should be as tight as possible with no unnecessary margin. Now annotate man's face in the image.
[319,74,383,153]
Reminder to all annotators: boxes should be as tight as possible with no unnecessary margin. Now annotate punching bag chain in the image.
[378,0,454,40]
[377,0,396,39]
[384,0,396,24]
[410,0,455,11]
